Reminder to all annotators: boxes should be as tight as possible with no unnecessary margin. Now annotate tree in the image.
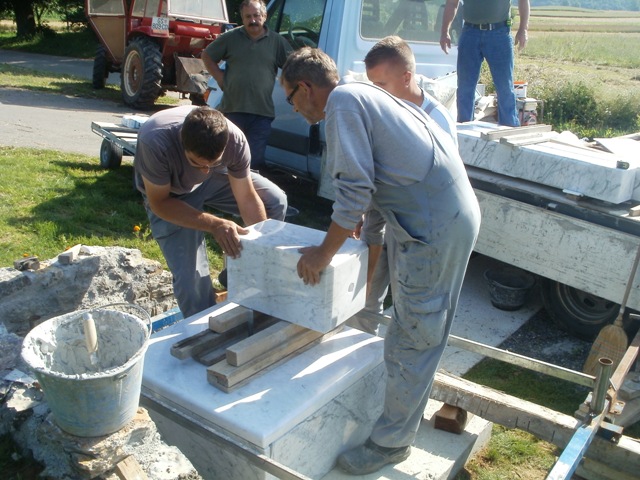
[0,0,62,37]
[0,0,37,37]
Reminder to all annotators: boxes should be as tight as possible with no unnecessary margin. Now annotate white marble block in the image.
[227,219,368,333]
[142,309,385,480]
[457,123,638,204]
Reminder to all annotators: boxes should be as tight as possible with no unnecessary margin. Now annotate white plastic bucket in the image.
[514,81,528,98]
[21,305,150,437]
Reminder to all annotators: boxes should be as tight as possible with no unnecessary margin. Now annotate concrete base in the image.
[142,308,387,480]
[323,400,492,480]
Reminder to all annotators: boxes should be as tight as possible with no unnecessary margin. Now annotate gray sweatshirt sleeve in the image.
[325,94,376,231]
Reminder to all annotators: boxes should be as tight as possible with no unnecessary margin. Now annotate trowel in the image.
[83,312,99,365]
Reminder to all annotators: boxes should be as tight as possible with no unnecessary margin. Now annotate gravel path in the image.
[499,308,592,373]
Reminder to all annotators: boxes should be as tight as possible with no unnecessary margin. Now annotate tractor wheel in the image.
[121,37,163,109]
[540,278,634,341]
[92,45,111,89]
[100,139,123,169]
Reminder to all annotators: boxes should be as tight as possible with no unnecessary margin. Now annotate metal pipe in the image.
[591,357,613,414]
[350,310,597,387]
[448,334,595,388]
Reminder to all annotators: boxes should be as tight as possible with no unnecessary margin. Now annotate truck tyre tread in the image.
[92,44,111,89]
[540,277,634,341]
[121,37,163,109]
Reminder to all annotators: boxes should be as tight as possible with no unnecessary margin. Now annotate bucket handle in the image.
[86,303,152,333]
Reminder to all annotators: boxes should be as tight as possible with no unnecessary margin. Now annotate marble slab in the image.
[227,219,368,333]
[457,123,638,204]
[142,304,385,479]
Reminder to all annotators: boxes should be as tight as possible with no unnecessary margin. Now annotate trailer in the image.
[91,119,143,169]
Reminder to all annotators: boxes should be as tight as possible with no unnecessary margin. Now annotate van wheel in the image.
[100,139,123,169]
[540,278,632,341]
[121,37,163,109]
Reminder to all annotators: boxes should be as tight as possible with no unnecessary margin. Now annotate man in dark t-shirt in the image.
[135,105,287,318]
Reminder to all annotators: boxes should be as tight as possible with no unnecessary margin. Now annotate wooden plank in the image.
[172,314,280,364]
[578,457,640,480]
[546,402,608,480]
[226,321,307,366]
[115,455,148,480]
[481,124,552,141]
[499,132,556,147]
[194,336,245,366]
[615,397,640,428]
[170,329,225,360]
[207,327,328,392]
[431,372,640,478]
[208,304,254,333]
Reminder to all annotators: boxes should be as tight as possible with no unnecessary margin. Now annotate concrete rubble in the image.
[0,246,203,479]
[0,245,177,336]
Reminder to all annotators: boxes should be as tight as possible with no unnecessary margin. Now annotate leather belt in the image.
[464,21,509,30]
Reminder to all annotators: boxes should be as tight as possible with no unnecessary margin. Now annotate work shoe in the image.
[337,438,411,475]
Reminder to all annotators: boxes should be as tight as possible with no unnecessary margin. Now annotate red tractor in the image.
[85,0,229,109]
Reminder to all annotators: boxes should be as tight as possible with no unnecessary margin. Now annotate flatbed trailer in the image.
[91,120,139,169]
[456,125,640,340]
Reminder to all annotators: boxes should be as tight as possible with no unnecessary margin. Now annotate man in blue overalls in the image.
[281,47,481,475]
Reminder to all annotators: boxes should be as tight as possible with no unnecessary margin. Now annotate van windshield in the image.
[361,0,462,44]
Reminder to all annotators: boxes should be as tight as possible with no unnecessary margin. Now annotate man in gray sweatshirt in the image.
[281,47,481,475]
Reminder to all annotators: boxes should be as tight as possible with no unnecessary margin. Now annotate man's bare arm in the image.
[142,176,247,257]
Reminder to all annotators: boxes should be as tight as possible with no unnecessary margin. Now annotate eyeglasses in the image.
[186,152,220,172]
[286,84,300,106]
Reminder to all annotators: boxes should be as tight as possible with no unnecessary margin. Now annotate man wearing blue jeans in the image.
[440,0,529,126]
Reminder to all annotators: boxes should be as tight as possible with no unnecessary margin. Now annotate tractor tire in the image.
[92,45,111,89]
[121,37,163,109]
[540,277,633,341]
[100,139,123,169]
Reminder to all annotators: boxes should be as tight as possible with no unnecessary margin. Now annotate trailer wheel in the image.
[540,278,632,341]
[100,139,123,169]
[92,45,111,89]
[121,37,163,109]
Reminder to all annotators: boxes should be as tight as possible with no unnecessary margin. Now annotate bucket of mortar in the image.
[21,303,151,437]
[484,268,535,311]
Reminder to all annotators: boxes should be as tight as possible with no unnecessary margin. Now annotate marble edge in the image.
[142,310,384,448]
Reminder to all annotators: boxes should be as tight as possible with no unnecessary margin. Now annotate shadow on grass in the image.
[22,160,143,241]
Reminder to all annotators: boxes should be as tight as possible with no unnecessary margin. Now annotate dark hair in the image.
[364,35,416,74]
[181,107,229,160]
[281,47,339,89]
[239,0,266,15]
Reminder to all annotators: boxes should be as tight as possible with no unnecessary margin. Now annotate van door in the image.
[264,0,459,183]
[265,0,328,179]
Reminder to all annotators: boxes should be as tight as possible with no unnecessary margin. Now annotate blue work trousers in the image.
[457,25,520,127]
[225,113,274,171]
